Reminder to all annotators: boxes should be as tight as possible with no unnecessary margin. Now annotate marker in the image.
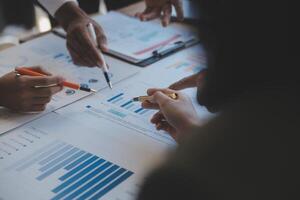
[132,93,178,102]
[15,67,96,93]
[87,23,113,89]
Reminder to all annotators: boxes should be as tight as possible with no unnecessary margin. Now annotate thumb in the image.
[152,91,172,107]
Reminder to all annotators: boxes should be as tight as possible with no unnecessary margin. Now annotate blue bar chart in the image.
[11,141,133,200]
[106,93,151,117]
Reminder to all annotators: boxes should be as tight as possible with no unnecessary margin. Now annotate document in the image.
[93,12,199,63]
[0,111,170,200]
[55,45,213,145]
[0,33,140,134]
[0,39,212,200]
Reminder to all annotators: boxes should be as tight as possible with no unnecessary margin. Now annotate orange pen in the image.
[15,67,96,93]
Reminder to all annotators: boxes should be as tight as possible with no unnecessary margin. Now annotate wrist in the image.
[179,117,201,134]
[55,2,89,30]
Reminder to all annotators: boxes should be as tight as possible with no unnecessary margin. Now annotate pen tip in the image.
[91,89,97,93]
[132,97,139,102]
[108,82,113,89]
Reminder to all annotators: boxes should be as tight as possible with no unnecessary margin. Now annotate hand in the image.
[142,88,200,142]
[169,69,207,90]
[55,2,107,67]
[136,0,184,27]
[0,67,63,112]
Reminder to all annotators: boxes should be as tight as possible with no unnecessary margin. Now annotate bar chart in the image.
[9,141,134,200]
[107,93,151,117]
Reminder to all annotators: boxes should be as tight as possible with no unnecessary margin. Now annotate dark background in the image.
[0,0,140,32]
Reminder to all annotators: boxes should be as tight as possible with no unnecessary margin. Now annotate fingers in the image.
[32,85,63,97]
[17,66,52,76]
[169,73,199,90]
[172,0,184,21]
[152,91,173,108]
[19,75,64,88]
[32,97,52,105]
[151,111,165,124]
[77,30,102,66]
[139,8,161,21]
[162,3,172,27]
[142,101,160,110]
[67,42,91,66]
[147,88,177,96]
[95,24,108,52]
[30,104,47,112]
[67,24,103,67]
[143,88,178,109]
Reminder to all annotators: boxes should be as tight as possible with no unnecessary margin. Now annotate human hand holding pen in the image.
[141,88,200,143]
[0,67,63,112]
[55,2,108,67]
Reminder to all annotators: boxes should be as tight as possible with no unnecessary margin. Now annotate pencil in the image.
[15,67,96,93]
[132,93,178,102]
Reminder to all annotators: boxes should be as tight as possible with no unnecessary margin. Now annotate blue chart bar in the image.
[64,165,119,200]
[37,150,85,181]
[15,142,65,171]
[52,162,112,200]
[90,171,134,200]
[54,159,106,192]
[107,93,124,102]
[111,97,123,104]
[64,153,93,170]
[40,147,79,172]
[78,168,126,200]
[59,156,99,181]
[121,100,133,108]
[135,108,144,113]
[39,144,72,165]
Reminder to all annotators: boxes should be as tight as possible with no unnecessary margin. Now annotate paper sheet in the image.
[93,12,198,62]
[0,112,170,200]
[55,45,214,145]
[0,33,140,134]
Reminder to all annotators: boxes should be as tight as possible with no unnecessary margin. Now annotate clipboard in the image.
[52,29,200,67]
[135,37,199,67]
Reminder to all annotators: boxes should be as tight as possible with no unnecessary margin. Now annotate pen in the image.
[132,93,178,102]
[87,23,113,89]
[15,67,97,93]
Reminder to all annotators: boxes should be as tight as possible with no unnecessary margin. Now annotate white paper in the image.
[93,12,198,62]
[0,33,140,134]
[55,45,213,146]
[0,112,171,200]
